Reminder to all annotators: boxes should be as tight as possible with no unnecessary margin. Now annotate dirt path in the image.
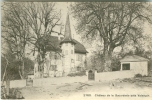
[21,80,152,100]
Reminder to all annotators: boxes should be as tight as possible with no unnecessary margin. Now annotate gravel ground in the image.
[20,78,152,100]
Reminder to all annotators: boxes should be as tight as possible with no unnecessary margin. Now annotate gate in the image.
[88,70,95,80]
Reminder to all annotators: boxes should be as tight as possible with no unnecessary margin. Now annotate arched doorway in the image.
[88,70,95,80]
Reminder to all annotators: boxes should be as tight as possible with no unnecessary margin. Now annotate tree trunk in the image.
[108,47,114,71]
[104,52,112,71]
[2,56,9,86]
[21,52,25,79]
[21,61,24,79]
[103,39,114,72]
[19,65,23,79]
[6,79,10,96]
[38,58,43,78]
[41,62,44,78]
[36,49,47,78]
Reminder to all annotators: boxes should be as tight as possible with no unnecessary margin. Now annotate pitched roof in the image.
[73,39,88,54]
[120,55,149,62]
[36,35,88,54]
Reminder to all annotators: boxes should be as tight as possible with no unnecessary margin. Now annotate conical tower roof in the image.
[60,13,76,44]
[65,14,72,39]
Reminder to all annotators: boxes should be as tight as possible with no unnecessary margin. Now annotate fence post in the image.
[86,70,88,76]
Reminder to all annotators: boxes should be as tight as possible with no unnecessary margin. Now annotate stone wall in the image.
[33,76,87,87]
[3,80,26,88]
[94,70,135,81]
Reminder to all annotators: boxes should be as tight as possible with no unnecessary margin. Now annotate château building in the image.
[34,14,88,78]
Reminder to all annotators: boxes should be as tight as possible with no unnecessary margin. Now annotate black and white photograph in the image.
[1,1,152,100]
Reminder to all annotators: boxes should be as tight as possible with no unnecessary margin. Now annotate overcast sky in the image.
[55,2,81,42]
[55,2,152,50]
[2,2,152,58]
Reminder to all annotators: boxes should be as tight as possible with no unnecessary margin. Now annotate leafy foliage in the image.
[2,2,62,78]
[24,58,34,79]
[1,52,34,80]
[1,53,20,80]
[134,73,142,77]
[111,56,121,71]
[86,52,104,72]
[71,2,152,71]
[67,71,86,77]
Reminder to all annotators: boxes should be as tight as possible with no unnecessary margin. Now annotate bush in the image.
[1,88,24,99]
[67,71,86,77]
[142,75,148,77]
[134,73,142,77]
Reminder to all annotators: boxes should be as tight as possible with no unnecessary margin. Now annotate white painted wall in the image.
[75,53,86,68]
[61,43,75,73]
[43,51,63,76]
[33,76,87,87]
[93,70,135,81]
[35,42,87,77]
[121,61,148,76]
[3,80,27,88]
[93,61,148,81]
[28,75,34,79]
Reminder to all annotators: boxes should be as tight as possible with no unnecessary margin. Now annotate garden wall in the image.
[94,70,135,81]
[33,76,87,87]
[2,80,26,88]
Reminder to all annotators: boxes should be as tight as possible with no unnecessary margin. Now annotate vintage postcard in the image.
[1,0,152,100]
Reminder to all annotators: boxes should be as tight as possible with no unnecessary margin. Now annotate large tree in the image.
[71,2,152,71]
[2,2,31,79]
[2,2,62,78]
[20,2,62,77]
